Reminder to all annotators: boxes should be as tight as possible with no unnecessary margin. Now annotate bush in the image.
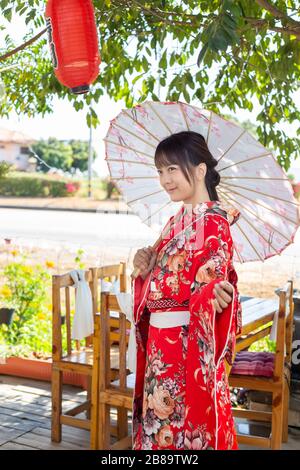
[0,172,80,197]
[0,257,50,349]
[0,161,12,178]
[102,178,120,199]
[0,249,86,359]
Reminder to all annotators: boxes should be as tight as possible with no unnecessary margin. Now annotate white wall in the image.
[0,142,29,170]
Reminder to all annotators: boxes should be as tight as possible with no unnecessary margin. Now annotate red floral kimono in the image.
[132,200,242,450]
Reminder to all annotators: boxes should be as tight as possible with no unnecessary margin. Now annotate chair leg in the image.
[86,376,92,420]
[117,407,128,440]
[282,379,290,443]
[98,401,111,449]
[51,369,62,442]
[271,388,284,450]
[90,389,98,449]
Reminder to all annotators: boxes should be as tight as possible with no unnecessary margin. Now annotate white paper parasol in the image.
[104,101,300,263]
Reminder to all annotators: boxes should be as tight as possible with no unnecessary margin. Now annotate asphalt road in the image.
[0,207,158,253]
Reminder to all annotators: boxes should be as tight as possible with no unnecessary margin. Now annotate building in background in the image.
[0,127,36,171]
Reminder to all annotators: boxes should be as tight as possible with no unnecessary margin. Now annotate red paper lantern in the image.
[45,0,101,94]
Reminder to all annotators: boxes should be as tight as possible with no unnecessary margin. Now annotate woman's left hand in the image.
[213,281,234,313]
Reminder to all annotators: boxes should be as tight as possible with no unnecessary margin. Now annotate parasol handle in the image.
[131,237,162,279]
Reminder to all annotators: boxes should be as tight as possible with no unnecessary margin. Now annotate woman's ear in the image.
[195,163,207,181]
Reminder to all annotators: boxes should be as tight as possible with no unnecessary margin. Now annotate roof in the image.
[0,127,36,145]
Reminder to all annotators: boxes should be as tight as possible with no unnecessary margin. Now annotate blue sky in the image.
[1,12,300,180]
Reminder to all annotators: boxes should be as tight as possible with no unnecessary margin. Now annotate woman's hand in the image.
[213,281,234,313]
[133,246,157,280]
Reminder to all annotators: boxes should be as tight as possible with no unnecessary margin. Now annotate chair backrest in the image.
[52,270,93,361]
[99,292,129,392]
[273,280,293,379]
[89,262,127,315]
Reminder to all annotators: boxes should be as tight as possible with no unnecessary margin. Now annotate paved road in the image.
[1,207,300,270]
[0,208,158,259]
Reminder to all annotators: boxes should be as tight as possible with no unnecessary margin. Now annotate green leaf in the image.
[159,49,167,69]
[197,43,209,66]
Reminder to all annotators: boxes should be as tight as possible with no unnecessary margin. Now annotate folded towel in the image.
[70,269,94,340]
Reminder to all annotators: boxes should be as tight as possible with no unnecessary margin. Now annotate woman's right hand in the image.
[133,246,157,280]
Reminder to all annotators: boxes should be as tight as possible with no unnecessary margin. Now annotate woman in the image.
[132,131,242,450]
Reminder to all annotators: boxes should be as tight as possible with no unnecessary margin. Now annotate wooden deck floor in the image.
[0,375,91,450]
[0,374,299,450]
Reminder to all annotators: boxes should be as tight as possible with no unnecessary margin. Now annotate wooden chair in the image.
[229,280,294,449]
[89,262,130,350]
[98,292,135,450]
[51,264,128,449]
[51,269,100,449]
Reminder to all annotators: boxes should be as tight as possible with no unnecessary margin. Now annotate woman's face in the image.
[157,164,196,203]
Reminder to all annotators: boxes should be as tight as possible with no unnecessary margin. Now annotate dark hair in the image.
[154,131,220,201]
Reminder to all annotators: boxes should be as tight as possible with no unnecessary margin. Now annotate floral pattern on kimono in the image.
[132,200,242,451]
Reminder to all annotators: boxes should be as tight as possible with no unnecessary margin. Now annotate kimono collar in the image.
[156,199,240,258]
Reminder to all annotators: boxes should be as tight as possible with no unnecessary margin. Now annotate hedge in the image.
[0,173,80,197]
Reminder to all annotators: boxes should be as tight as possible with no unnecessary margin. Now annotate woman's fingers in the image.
[215,282,233,302]
[148,251,157,271]
[213,282,234,312]
[134,247,157,276]
[220,281,234,295]
[213,298,223,314]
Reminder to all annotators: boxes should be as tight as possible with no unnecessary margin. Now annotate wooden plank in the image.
[31,426,89,448]
[52,362,92,375]
[100,390,132,409]
[242,298,276,315]
[0,425,27,446]
[53,270,91,289]
[12,432,86,450]
[242,299,278,324]
[237,434,271,448]
[64,401,90,417]
[229,375,282,391]
[1,441,38,450]
[241,297,265,308]
[241,314,274,337]
[1,381,85,404]
[0,413,43,432]
[236,326,272,352]
[233,408,272,422]
[0,407,51,428]
[60,415,90,431]
[110,435,132,450]
[0,401,51,417]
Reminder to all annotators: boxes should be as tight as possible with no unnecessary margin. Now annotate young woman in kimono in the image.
[132,131,242,451]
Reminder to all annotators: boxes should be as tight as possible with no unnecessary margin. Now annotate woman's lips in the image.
[167,188,177,193]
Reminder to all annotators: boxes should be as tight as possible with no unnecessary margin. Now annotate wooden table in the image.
[237,297,279,353]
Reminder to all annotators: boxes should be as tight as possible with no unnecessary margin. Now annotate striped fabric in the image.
[231,351,275,378]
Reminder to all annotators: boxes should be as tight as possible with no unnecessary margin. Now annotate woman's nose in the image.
[160,173,172,185]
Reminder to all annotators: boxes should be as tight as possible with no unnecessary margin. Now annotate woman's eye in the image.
[169,167,176,172]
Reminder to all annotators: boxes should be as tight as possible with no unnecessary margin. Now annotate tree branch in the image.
[255,0,300,27]
[244,16,300,39]
[0,28,47,62]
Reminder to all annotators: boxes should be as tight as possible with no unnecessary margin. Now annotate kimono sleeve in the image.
[189,213,241,367]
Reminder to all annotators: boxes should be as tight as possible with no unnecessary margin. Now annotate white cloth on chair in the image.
[100,278,120,293]
[70,269,94,340]
[116,292,136,374]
